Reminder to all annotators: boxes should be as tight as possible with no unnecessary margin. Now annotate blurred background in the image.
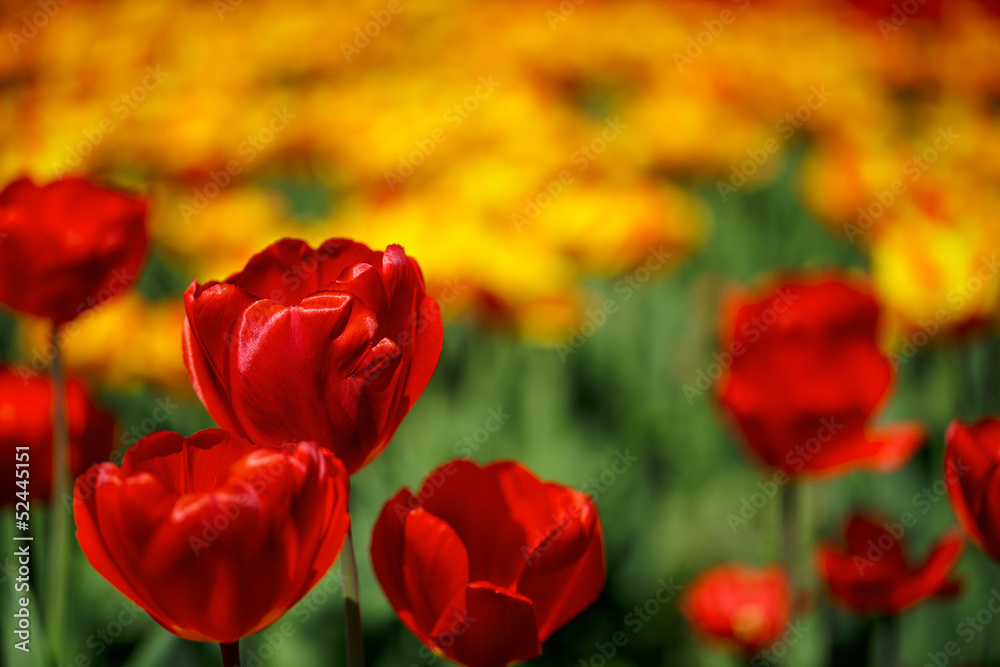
[3,0,1000,665]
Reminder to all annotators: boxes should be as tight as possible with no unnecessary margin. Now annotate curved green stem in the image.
[46,327,69,663]
[342,525,365,667]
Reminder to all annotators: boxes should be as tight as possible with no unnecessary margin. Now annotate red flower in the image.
[680,564,791,654]
[182,238,443,474]
[371,460,605,667]
[0,367,113,505]
[945,418,1000,562]
[0,177,147,324]
[73,429,350,643]
[716,273,923,477]
[815,513,963,614]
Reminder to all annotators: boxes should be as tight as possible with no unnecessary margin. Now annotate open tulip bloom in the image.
[73,429,350,648]
[182,237,443,475]
[371,459,606,667]
[717,273,924,477]
[815,513,963,615]
[680,563,792,656]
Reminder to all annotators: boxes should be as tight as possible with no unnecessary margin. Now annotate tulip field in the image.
[4,1,1000,667]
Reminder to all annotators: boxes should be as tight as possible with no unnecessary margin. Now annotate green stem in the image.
[782,482,798,596]
[46,327,69,664]
[342,525,365,667]
[871,615,900,667]
[219,641,241,667]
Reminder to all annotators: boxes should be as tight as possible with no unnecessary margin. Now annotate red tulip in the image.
[716,273,923,477]
[680,564,791,654]
[371,459,605,667]
[0,366,113,505]
[815,513,963,614]
[945,418,1000,562]
[182,238,443,474]
[0,177,147,324]
[73,429,350,643]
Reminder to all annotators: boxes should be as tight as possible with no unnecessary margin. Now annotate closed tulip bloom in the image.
[816,513,963,614]
[681,564,791,654]
[1,367,113,505]
[371,460,605,667]
[945,418,1000,562]
[0,178,147,324]
[716,274,924,477]
[182,238,443,474]
[74,429,350,643]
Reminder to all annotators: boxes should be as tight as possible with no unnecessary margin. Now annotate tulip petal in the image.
[371,488,430,640]
[946,419,1000,559]
[516,517,605,640]
[431,582,541,667]
[403,508,470,632]
[419,460,530,587]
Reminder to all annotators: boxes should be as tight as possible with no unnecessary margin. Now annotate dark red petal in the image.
[516,514,605,640]
[419,461,533,587]
[371,488,429,640]
[182,280,260,435]
[946,418,1000,559]
[914,531,964,600]
[226,237,380,305]
[432,582,541,667]
[402,508,470,632]
[843,514,907,571]
[225,295,393,472]
[120,429,256,494]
